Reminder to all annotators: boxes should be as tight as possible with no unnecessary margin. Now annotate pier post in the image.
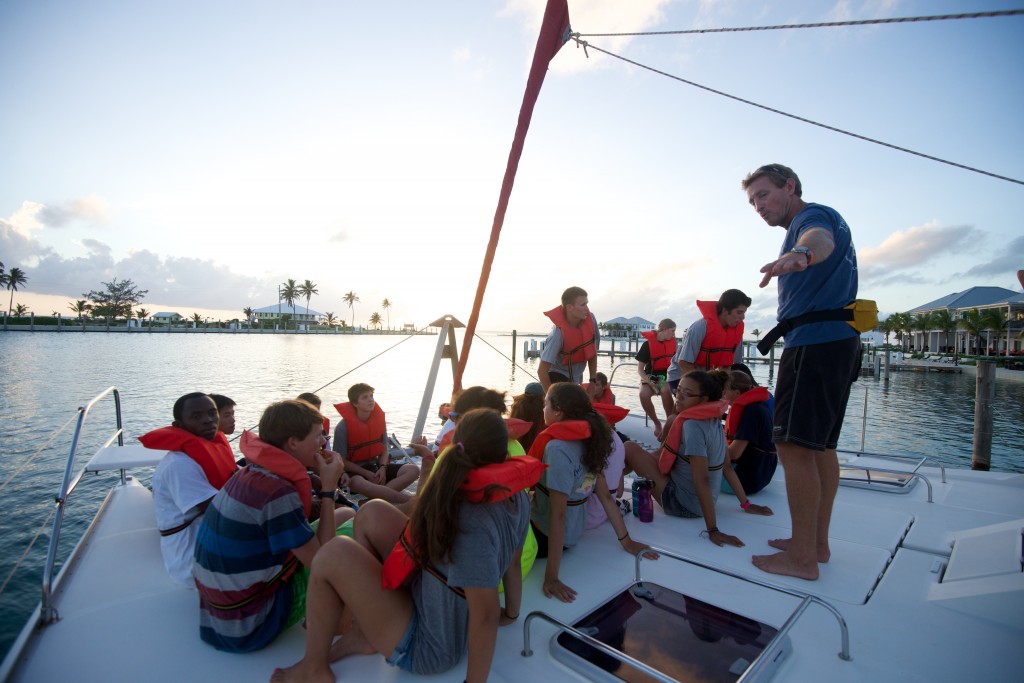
[972,360,995,471]
[883,348,890,383]
[512,330,517,364]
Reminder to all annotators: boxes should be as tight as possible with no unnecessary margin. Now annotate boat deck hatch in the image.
[550,582,789,682]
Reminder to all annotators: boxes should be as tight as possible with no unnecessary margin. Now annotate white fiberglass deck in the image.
[4,427,1024,683]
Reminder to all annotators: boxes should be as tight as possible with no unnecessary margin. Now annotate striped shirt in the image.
[193,465,313,652]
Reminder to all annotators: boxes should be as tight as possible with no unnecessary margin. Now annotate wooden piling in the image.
[972,360,995,471]
[512,330,517,364]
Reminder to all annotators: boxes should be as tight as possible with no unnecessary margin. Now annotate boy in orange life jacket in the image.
[677,289,751,376]
[635,318,677,438]
[538,286,600,391]
[333,383,419,505]
[146,392,239,587]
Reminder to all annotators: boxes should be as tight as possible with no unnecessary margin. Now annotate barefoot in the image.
[270,662,335,683]
[752,551,819,581]
[767,537,830,563]
[327,627,377,663]
[653,422,663,439]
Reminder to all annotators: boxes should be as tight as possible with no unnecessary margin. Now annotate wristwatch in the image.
[789,245,812,265]
[316,489,339,501]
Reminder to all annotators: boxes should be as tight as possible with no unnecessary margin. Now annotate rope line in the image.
[0,505,57,598]
[573,9,1024,37]
[471,332,539,382]
[569,38,1024,186]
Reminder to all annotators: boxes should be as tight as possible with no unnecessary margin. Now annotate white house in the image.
[152,312,183,324]
[601,316,655,338]
[252,303,324,326]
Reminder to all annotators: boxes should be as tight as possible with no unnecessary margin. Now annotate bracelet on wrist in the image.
[617,531,629,541]
[706,527,719,534]
[740,501,752,510]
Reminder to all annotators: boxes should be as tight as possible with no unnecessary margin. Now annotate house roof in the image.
[252,304,324,316]
[603,316,655,326]
[152,312,181,318]
[910,286,1020,313]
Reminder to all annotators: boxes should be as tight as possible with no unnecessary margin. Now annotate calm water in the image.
[1,331,1022,658]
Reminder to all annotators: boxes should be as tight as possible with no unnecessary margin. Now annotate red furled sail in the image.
[454,0,571,392]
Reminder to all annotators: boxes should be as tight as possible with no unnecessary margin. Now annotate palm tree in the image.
[887,312,912,352]
[879,316,896,348]
[242,306,254,327]
[191,312,203,328]
[280,279,299,318]
[324,312,337,327]
[343,291,359,330]
[911,313,931,352]
[381,298,392,330]
[68,299,91,326]
[981,309,1008,356]
[13,303,29,317]
[136,308,150,328]
[6,266,28,319]
[958,309,986,355]
[930,309,957,353]
[369,311,382,330]
[299,280,318,320]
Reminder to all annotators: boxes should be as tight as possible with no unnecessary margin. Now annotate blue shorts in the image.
[385,611,417,673]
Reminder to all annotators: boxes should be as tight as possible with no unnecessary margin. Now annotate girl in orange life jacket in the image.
[636,318,677,438]
[529,383,652,604]
[721,371,778,503]
[623,370,745,548]
[271,409,531,683]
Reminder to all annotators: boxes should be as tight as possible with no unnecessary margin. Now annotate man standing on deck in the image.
[742,164,860,581]
[538,286,600,391]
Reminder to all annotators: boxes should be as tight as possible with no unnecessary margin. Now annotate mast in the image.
[453,0,571,393]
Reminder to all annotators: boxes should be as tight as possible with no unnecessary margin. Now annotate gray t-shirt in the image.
[539,313,599,382]
[407,491,530,675]
[679,318,743,367]
[530,438,597,548]
[666,418,726,516]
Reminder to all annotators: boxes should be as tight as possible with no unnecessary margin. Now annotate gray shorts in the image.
[773,335,861,451]
[659,478,701,519]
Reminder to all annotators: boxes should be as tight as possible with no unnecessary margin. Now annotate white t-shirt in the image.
[585,431,626,529]
[151,452,217,587]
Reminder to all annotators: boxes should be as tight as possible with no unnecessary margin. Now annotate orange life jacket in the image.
[592,402,628,426]
[657,399,729,475]
[238,430,314,518]
[641,329,677,374]
[543,306,597,368]
[139,426,237,489]
[725,387,771,443]
[334,402,386,463]
[436,417,532,452]
[321,416,331,436]
[381,457,545,590]
[526,420,592,461]
[582,382,614,404]
[694,300,744,370]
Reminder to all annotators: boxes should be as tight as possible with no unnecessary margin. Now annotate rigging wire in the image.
[0,410,81,496]
[0,506,57,598]
[573,9,1024,37]
[569,38,1024,187]
[471,332,539,383]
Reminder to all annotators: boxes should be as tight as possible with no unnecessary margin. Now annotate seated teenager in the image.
[209,394,236,435]
[271,409,534,683]
[723,370,777,500]
[624,370,748,548]
[144,392,238,587]
[333,383,419,505]
[193,399,355,652]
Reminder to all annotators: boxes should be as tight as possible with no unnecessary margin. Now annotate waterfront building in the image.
[251,303,323,327]
[909,286,1024,354]
[601,315,655,339]
[152,312,183,325]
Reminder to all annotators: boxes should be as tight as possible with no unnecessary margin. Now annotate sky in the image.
[2,0,1022,334]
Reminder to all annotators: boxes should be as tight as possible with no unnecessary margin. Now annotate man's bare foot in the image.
[751,551,819,581]
[767,537,830,563]
[270,662,335,683]
[327,629,377,663]
[653,422,663,439]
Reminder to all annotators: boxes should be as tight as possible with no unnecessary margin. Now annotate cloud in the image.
[959,235,1024,278]
[858,220,980,270]
[36,195,110,227]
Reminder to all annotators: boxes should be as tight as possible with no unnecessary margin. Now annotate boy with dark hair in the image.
[676,288,752,375]
[538,286,600,390]
[333,384,419,504]
[144,392,238,587]
[209,394,236,435]
[193,399,353,652]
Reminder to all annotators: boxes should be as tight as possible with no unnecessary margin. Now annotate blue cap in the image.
[524,382,544,397]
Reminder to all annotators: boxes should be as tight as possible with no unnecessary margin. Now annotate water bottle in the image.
[637,480,654,523]
[631,478,641,517]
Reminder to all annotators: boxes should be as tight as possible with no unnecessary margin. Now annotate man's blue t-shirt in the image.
[776,203,859,348]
